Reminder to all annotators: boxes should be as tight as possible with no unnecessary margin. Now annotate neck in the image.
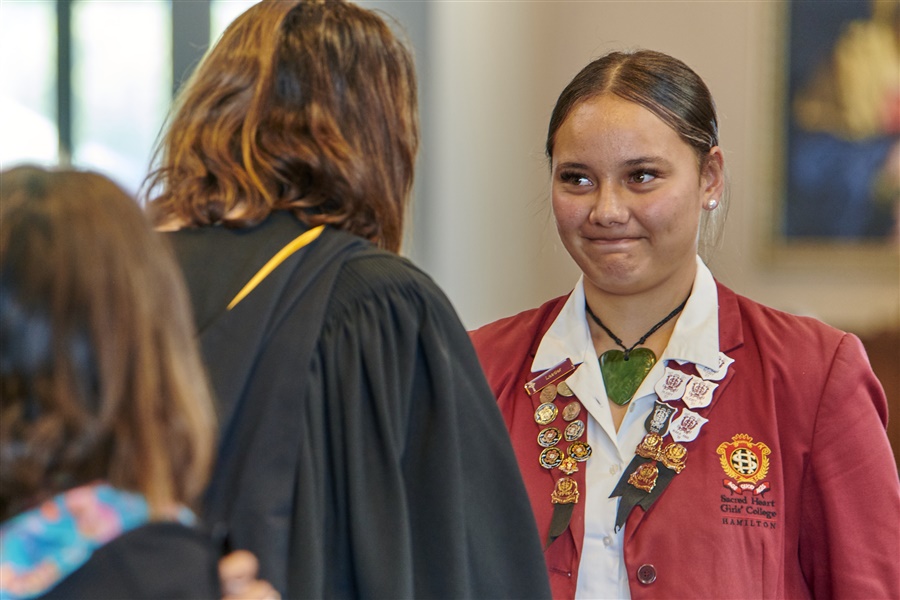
[584,281,693,356]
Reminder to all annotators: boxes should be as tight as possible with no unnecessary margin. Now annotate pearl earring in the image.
[705,198,719,211]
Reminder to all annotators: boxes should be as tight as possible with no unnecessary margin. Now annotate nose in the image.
[588,182,628,227]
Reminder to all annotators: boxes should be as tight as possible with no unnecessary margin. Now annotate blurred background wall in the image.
[385,0,899,337]
[3,2,898,407]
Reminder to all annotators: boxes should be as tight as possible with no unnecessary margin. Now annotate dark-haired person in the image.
[143,1,549,598]
[470,49,900,599]
[0,166,221,599]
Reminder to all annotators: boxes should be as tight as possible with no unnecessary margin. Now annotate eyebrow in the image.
[554,161,590,171]
[623,155,671,168]
[555,156,674,172]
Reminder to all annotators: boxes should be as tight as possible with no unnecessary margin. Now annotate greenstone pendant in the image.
[599,347,657,406]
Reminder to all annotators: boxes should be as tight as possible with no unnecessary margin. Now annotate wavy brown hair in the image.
[0,166,216,521]
[144,0,419,253]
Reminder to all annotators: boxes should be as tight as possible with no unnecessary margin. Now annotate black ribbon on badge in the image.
[546,502,575,549]
[609,402,684,531]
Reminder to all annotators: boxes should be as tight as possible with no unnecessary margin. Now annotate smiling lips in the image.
[584,234,642,246]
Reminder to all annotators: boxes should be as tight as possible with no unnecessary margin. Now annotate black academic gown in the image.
[167,212,550,600]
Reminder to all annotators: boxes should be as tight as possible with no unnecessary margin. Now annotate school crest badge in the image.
[717,433,771,496]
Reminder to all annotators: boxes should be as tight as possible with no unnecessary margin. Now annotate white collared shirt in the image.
[531,256,721,599]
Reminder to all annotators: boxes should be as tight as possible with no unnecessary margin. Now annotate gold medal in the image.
[557,380,574,397]
[568,441,592,462]
[537,427,562,447]
[558,456,579,475]
[636,432,664,459]
[551,477,579,504]
[540,384,558,403]
[540,446,564,469]
[534,402,558,425]
[663,442,688,473]
[562,401,581,422]
[628,462,659,492]
[636,432,688,473]
[564,420,585,441]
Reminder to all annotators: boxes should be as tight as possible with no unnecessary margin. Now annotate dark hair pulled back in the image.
[546,50,719,165]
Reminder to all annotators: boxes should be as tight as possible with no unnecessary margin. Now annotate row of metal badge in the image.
[525,359,592,505]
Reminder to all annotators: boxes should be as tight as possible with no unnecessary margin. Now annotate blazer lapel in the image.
[703,282,745,409]
[625,282,746,543]
[522,296,589,558]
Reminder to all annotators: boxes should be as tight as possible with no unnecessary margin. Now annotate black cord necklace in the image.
[585,296,689,360]
[585,295,689,406]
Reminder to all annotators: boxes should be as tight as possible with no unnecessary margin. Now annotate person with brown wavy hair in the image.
[0,166,220,598]
[145,0,416,252]
[143,1,550,598]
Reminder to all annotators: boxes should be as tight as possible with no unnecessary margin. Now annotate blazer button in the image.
[637,564,657,585]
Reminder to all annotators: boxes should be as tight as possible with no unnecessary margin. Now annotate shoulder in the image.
[107,521,218,559]
[469,295,568,375]
[336,246,436,293]
[42,523,219,599]
[326,247,459,325]
[718,282,850,353]
[471,295,568,349]
[717,282,875,397]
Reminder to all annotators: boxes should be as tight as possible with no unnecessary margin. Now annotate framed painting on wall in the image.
[768,0,898,270]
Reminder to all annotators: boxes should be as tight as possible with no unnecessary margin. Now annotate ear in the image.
[699,146,725,209]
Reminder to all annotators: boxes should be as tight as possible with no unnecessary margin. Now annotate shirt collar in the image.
[532,255,720,373]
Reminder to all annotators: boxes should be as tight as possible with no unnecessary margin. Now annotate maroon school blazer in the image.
[471,282,900,599]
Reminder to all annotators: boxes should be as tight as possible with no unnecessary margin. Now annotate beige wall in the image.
[404,1,899,335]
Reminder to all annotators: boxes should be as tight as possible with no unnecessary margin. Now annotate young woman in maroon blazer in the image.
[471,49,900,599]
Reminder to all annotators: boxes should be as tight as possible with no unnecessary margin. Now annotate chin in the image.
[584,267,646,296]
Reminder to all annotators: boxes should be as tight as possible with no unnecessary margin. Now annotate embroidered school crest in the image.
[717,434,772,495]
